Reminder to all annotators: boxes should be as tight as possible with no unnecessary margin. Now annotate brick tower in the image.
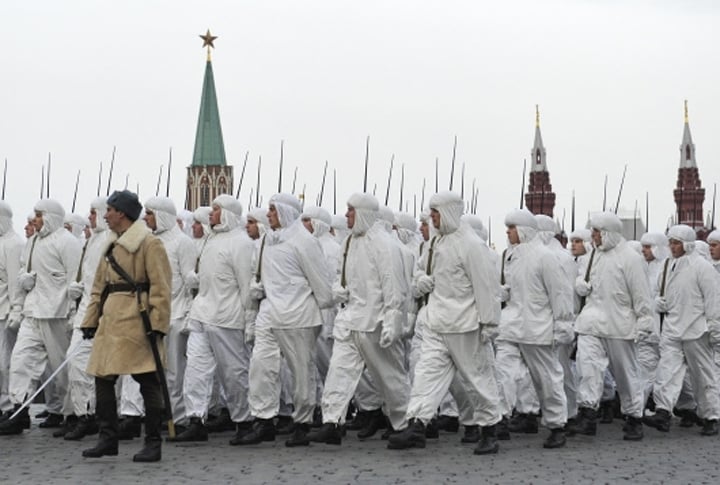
[524,105,556,217]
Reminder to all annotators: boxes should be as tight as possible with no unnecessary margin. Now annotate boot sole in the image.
[543,440,567,448]
[474,445,499,455]
[623,434,644,441]
[387,440,426,449]
[83,450,119,458]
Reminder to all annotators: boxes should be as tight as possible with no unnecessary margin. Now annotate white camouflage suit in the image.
[319,194,410,429]
[183,195,254,424]
[495,210,573,429]
[574,212,653,419]
[404,191,502,428]
[248,193,333,425]
[10,199,82,415]
[0,202,24,414]
[652,225,720,420]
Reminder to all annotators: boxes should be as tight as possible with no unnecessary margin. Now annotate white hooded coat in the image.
[255,194,333,329]
[145,197,197,321]
[499,212,574,345]
[188,195,254,328]
[575,213,653,339]
[661,225,720,341]
[419,192,500,333]
[0,203,23,319]
[334,194,408,335]
[22,199,82,319]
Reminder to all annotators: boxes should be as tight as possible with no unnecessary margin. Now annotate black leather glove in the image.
[81,327,96,340]
[151,330,165,340]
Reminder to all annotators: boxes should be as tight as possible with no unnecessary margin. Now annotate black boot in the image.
[425,417,439,439]
[461,425,480,443]
[232,418,276,445]
[38,412,64,428]
[82,403,119,458]
[623,416,643,441]
[508,413,538,433]
[387,418,426,449]
[599,400,614,424]
[346,409,369,431]
[700,419,718,436]
[307,423,343,445]
[117,415,143,440]
[474,425,499,455]
[65,415,99,441]
[228,421,253,445]
[543,428,566,448]
[380,421,395,440]
[205,408,234,433]
[437,415,460,433]
[568,407,597,436]
[311,407,323,428]
[643,408,671,432]
[275,415,295,435]
[133,408,163,462]
[496,417,511,440]
[0,405,30,435]
[53,415,79,438]
[285,422,310,447]
[675,408,702,428]
[357,409,386,440]
[168,417,208,442]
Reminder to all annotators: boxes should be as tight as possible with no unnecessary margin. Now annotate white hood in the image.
[347,193,379,236]
[212,194,243,233]
[145,196,178,234]
[34,199,65,237]
[428,191,463,235]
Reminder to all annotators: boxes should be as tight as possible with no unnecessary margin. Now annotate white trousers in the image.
[496,341,567,428]
[183,320,251,422]
[166,318,189,424]
[321,326,409,429]
[279,357,294,416]
[314,329,333,403]
[9,318,70,414]
[556,343,578,418]
[120,374,144,416]
[406,327,501,427]
[637,340,659,407]
[66,329,95,416]
[249,326,319,424]
[576,335,643,418]
[653,334,720,420]
[0,321,17,412]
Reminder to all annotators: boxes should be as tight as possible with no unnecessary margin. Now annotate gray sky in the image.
[2,0,720,246]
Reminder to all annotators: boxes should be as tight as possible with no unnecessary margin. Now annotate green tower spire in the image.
[192,30,226,167]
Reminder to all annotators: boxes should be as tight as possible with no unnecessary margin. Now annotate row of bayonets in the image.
[6,137,717,241]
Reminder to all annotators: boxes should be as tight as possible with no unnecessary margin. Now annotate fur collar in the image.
[105,220,150,254]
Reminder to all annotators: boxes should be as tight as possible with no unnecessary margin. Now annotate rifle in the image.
[658,258,670,332]
[384,155,394,206]
[166,147,172,197]
[398,164,405,212]
[520,159,527,209]
[106,146,116,196]
[578,249,596,311]
[235,151,249,199]
[155,165,163,196]
[363,136,369,192]
[449,136,457,191]
[614,164,628,215]
[277,140,284,193]
[318,161,328,207]
[1,159,7,200]
[46,152,51,198]
[71,170,80,212]
[255,155,262,207]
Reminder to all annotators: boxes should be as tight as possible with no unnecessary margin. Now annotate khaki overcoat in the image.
[82,219,171,377]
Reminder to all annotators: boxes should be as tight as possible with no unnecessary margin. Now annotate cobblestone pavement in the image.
[1,406,719,484]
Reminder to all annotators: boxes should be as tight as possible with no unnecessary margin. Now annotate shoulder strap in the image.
[255,234,267,283]
[105,244,139,289]
[340,235,352,288]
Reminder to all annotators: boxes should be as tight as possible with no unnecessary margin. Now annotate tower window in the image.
[200,185,210,206]
[685,145,691,161]
[536,149,541,164]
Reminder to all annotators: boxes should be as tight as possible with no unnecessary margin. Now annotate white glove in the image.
[249,279,265,301]
[655,296,668,314]
[67,281,84,301]
[7,310,22,330]
[499,284,511,303]
[403,312,417,339]
[575,276,592,297]
[553,320,575,346]
[708,326,720,345]
[379,310,403,348]
[245,321,256,345]
[185,271,200,290]
[332,282,349,306]
[479,324,498,343]
[415,274,434,296]
[18,272,36,292]
[636,329,652,342]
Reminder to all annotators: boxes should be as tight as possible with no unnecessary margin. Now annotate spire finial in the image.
[535,104,540,128]
[200,29,218,62]
[684,99,689,124]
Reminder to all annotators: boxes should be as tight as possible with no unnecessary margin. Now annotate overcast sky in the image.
[2,0,719,246]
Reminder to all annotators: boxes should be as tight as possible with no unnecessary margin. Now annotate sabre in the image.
[9,342,86,421]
